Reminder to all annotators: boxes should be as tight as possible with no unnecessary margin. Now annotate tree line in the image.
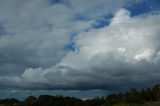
[0,84,160,106]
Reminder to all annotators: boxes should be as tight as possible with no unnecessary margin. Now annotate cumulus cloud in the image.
[0,0,94,76]
[0,0,138,76]
[0,0,141,82]
[1,7,160,91]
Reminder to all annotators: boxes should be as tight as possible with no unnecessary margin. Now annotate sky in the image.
[0,0,160,100]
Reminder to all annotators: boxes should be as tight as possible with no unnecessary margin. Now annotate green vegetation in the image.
[0,84,160,106]
[103,84,160,106]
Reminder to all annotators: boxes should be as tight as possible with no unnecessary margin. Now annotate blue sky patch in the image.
[125,0,160,16]
[93,14,113,29]
[65,42,76,51]
[49,0,62,4]
[65,33,77,51]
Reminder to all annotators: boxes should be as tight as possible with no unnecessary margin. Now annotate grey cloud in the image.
[0,25,7,36]
[1,55,160,91]
[2,9,159,91]
[0,0,159,93]
[0,0,135,76]
[0,0,93,75]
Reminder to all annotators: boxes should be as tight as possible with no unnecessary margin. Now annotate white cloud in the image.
[134,49,154,61]
[0,0,95,74]
[0,0,140,76]
[1,8,160,90]
[118,47,126,53]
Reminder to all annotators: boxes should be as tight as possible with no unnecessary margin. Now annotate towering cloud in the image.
[1,8,160,91]
[0,0,160,100]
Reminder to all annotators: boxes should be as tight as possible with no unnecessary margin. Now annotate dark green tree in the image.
[25,96,36,106]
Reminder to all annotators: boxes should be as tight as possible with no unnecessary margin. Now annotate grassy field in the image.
[112,101,160,106]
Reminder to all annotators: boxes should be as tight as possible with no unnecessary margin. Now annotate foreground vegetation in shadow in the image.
[0,84,160,106]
